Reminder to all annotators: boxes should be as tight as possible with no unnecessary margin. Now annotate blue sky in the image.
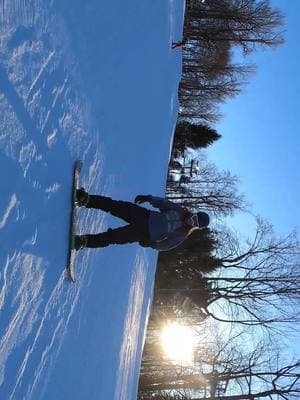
[206,0,300,360]
[207,0,300,237]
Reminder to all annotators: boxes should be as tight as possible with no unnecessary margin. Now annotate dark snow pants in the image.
[83,195,150,248]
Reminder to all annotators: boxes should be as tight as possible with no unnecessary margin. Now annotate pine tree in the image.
[172,122,221,156]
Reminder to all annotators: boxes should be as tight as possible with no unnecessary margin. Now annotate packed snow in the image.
[0,0,184,398]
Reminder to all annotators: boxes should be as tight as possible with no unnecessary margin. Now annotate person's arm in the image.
[135,195,182,211]
[149,196,182,211]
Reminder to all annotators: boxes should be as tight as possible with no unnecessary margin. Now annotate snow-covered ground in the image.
[0,0,184,399]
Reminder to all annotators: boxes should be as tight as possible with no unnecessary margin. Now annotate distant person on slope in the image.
[73,190,210,251]
[171,40,185,49]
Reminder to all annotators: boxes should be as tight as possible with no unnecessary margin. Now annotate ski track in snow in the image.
[0,252,45,387]
[5,155,106,400]
[25,50,56,105]
[0,1,108,398]
[0,194,18,228]
[169,0,176,44]
[114,250,151,400]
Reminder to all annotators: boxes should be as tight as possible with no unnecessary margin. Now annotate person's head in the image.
[184,212,210,228]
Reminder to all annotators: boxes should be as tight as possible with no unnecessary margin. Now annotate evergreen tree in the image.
[172,122,221,156]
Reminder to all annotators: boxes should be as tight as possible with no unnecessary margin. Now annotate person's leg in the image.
[84,195,150,226]
[76,224,146,248]
[171,41,184,49]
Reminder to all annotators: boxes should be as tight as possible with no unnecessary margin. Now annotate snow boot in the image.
[75,187,89,207]
[72,235,87,250]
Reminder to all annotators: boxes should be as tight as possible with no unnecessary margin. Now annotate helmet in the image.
[196,211,210,228]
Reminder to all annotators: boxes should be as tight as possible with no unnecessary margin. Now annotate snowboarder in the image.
[171,40,185,49]
[73,189,210,251]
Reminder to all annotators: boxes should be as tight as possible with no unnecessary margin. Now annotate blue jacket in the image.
[143,196,199,251]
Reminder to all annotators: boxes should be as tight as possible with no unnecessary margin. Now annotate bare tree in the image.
[184,0,284,54]
[167,154,247,217]
[200,217,300,330]
[190,359,300,400]
[179,0,284,122]
[139,328,300,400]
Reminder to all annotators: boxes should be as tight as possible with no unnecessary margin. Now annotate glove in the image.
[134,195,151,205]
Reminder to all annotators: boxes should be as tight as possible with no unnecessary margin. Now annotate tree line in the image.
[137,1,300,400]
[179,0,284,123]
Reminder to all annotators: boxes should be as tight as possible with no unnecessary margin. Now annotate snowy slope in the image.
[0,0,184,399]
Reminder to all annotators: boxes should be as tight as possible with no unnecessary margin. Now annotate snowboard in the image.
[66,159,83,282]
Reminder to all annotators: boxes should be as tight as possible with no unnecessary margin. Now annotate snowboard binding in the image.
[74,187,89,207]
[72,234,87,251]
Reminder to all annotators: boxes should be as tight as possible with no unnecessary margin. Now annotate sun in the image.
[160,323,195,364]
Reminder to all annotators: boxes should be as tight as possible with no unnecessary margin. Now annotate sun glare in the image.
[160,323,195,364]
